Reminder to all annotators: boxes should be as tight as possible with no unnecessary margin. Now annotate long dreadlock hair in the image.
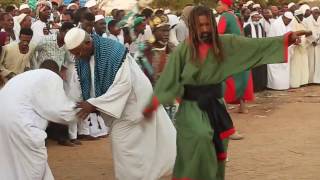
[188,6,224,63]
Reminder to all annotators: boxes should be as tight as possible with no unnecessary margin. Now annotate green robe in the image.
[149,34,289,180]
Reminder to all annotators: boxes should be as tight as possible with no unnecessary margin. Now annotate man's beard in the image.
[200,32,213,43]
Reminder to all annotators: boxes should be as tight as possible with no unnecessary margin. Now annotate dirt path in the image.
[48,86,320,180]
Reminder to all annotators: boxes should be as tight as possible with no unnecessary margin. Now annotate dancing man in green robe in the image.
[143,5,310,180]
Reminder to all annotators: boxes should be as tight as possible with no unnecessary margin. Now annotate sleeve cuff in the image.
[283,32,292,63]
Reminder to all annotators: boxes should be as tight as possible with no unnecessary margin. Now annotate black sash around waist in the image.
[183,84,235,160]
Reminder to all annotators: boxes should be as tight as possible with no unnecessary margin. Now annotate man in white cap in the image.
[288,2,297,14]
[85,0,99,15]
[289,9,310,88]
[303,7,320,84]
[244,11,267,92]
[0,60,77,180]
[31,1,51,44]
[267,12,294,90]
[300,4,312,18]
[94,14,107,37]
[13,13,32,41]
[246,0,254,11]
[19,4,31,15]
[64,27,176,180]
[66,3,79,11]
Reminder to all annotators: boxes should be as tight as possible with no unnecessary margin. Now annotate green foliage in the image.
[1,0,22,8]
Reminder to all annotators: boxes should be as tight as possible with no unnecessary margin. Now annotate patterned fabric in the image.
[76,34,127,100]
[34,33,71,69]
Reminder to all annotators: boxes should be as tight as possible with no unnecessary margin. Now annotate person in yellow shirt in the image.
[0,28,35,82]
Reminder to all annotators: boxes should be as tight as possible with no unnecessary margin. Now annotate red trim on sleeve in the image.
[220,128,236,139]
[217,152,227,161]
[143,96,160,114]
[283,32,291,63]
[218,16,227,34]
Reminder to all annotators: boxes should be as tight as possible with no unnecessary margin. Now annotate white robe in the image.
[31,20,47,45]
[72,55,176,180]
[0,69,76,180]
[302,15,320,83]
[290,18,310,88]
[267,17,292,90]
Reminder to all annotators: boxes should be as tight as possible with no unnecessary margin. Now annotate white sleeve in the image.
[32,73,77,124]
[87,59,132,119]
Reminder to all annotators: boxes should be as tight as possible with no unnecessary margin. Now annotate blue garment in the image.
[76,34,127,100]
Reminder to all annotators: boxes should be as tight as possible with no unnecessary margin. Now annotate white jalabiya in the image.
[290,18,310,88]
[267,17,292,90]
[0,69,76,180]
[71,54,176,179]
[302,15,320,83]
[260,17,274,35]
[31,20,47,45]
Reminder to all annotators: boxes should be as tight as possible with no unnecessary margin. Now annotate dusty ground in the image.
[48,86,320,180]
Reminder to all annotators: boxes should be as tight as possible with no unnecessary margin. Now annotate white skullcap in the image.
[246,1,254,7]
[294,9,303,16]
[19,4,30,10]
[37,0,52,9]
[250,11,260,17]
[288,2,295,9]
[95,15,104,22]
[253,4,261,9]
[64,27,86,50]
[284,12,294,19]
[311,7,319,11]
[16,13,27,24]
[300,4,311,15]
[67,3,78,10]
[85,0,97,8]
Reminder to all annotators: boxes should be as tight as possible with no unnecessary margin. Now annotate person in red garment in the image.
[217,0,254,140]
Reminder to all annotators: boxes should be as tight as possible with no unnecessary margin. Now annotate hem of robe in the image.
[224,71,254,104]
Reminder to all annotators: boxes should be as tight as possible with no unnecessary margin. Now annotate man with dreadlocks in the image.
[143,5,310,180]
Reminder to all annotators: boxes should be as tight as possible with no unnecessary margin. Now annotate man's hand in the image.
[289,31,312,45]
[76,101,96,120]
[294,37,302,45]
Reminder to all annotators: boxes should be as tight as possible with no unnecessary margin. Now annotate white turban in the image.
[253,4,261,9]
[246,1,254,7]
[85,0,97,8]
[311,7,319,11]
[67,3,78,10]
[250,11,260,17]
[64,28,86,50]
[288,2,295,9]
[294,9,303,16]
[95,15,104,22]
[300,4,311,15]
[19,4,30,11]
[284,12,294,20]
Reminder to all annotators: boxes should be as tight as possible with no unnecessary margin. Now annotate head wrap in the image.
[221,0,233,7]
[67,3,78,10]
[246,1,254,7]
[252,4,261,9]
[85,0,97,8]
[16,13,27,24]
[64,27,86,50]
[95,15,104,22]
[250,11,260,17]
[149,15,169,30]
[284,12,294,19]
[294,9,303,16]
[311,7,319,11]
[37,0,52,10]
[19,4,30,11]
[288,2,295,9]
[300,4,311,15]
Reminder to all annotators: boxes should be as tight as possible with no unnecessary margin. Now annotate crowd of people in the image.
[0,0,314,179]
